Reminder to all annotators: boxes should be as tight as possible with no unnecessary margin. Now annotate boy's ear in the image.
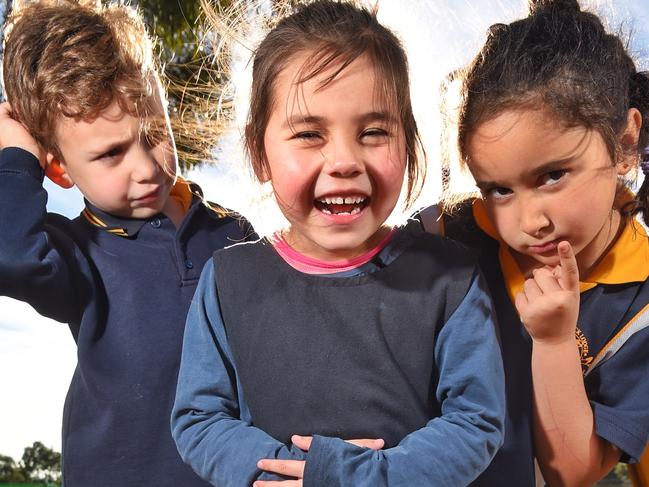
[44,153,75,189]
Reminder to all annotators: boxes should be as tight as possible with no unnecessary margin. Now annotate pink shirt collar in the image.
[271,229,396,275]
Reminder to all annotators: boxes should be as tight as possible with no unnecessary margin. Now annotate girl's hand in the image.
[0,102,46,167]
[253,435,384,487]
[514,241,580,344]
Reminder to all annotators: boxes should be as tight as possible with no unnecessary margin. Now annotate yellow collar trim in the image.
[169,177,194,215]
[472,199,649,304]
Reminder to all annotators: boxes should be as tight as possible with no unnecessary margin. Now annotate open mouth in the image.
[314,195,369,215]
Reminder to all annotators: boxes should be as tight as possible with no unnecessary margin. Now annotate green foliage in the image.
[20,442,61,484]
[0,442,61,484]
[0,454,27,483]
[137,0,234,169]
[613,463,630,483]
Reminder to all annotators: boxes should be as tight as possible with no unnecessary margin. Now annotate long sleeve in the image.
[302,273,505,487]
[0,147,91,324]
[171,261,306,487]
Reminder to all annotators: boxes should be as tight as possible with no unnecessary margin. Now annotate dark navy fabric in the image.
[578,280,649,463]
[429,200,649,485]
[0,147,255,487]
[440,203,535,487]
[172,224,506,487]
[215,225,477,447]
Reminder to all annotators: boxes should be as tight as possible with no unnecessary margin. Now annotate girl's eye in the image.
[361,128,389,139]
[293,131,322,141]
[540,169,567,186]
[485,187,512,200]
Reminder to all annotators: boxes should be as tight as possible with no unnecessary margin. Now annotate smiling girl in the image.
[170,2,505,486]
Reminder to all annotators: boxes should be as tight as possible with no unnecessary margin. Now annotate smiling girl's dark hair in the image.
[242,0,425,208]
[457,0,649,224]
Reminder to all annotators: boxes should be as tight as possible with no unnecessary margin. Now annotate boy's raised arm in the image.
[0,102,46,164]
[0,102,91,324]
[171,262,307,487]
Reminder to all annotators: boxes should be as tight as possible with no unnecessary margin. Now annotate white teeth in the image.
[318,195,366,205]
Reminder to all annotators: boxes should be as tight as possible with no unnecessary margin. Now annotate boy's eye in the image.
[100,147,123,160]
[540,169,567,186]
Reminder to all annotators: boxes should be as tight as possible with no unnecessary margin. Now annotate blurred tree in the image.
[21,441,61,484]
[0,453,28,482]
[137,0,234,169]
[0,0,11,101]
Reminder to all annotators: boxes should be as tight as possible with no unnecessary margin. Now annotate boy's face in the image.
[51,95,177,220]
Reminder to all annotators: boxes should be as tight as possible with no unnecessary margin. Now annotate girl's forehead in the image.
[273,52,397,114]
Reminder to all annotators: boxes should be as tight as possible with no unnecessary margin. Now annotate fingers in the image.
[514,291,528,316]
[531,267,561,293]
[345,438,385,450]
[557,241,579,291]
[290,435,312,451]
[256,459,305,480]
[253,480,302,487]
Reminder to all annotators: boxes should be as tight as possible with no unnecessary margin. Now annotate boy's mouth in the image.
[314,195,369,215]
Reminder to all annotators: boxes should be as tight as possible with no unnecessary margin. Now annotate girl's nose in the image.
[519,199,550,237]
[326,141,363,177]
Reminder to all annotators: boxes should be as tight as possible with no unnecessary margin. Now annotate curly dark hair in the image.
[457,0,649,224]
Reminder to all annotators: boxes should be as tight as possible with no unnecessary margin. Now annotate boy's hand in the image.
[515,241,580,344]
[253,435,384,487]
[0,102,46,167]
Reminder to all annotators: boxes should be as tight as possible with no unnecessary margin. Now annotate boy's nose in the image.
[130,147,160,182]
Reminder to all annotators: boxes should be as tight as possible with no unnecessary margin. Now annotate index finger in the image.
[557,241,579,291]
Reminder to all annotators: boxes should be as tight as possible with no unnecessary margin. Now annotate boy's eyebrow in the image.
[87,138,132,159]
[283,111,397,129]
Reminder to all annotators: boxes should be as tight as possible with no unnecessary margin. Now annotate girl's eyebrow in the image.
[527,157,574,177]
[283,111,396,129]
[474,157,575,190]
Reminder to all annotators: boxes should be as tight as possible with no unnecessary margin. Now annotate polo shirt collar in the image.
[472,198,649,304]
[81,177,196,238]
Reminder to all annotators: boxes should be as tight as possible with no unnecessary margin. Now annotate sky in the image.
[1,0,649,462]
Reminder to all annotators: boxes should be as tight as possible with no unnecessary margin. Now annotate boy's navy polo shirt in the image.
[0,147,255,487]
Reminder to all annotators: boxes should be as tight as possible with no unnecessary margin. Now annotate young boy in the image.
[0,2,253,486]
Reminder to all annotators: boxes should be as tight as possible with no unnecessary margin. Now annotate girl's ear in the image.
[44,153,75,189]
[617,108,643,176]
[256,161,271,183]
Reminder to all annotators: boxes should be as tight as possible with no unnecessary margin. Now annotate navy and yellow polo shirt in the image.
[471,197,649,463]
[0,147,255,487]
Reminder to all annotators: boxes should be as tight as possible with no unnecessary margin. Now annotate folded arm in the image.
[171,262,306,487]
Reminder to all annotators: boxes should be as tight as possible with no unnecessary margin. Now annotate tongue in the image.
[328,203,358,214]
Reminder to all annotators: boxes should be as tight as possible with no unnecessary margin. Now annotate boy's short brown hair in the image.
[2,0,161,157]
